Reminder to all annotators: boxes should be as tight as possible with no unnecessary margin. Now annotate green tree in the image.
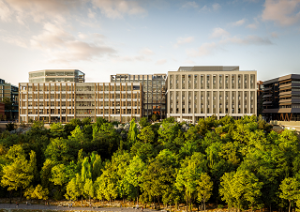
[139,117,150,128]
[1,145,35,199]
[137,126,155,143]
[176,152,207,212]
[279,177,300,212]
[196,173,213,210]
[220,170,263,212]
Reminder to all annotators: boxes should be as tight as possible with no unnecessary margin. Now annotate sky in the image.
[0,0,299,86]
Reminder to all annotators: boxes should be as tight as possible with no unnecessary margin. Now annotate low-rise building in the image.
[167,66,257,123]
[0,78,18,120]
[19,82,142,123]
[263,74,300,121]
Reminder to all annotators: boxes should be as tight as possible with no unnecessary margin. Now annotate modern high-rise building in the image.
[110,74,166,119]
[29,69,85,83]
[19,82,142,123]
[263,74,300,121]
[0,78,18,120]
[167,66,257,123]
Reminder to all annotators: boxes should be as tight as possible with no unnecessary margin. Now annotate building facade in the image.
[29,70,85,83]
[263,74,300,121]
[110,74,166,119]
[19,82,142,123]
[0,102,5,119]
[167,66,257,123]
[0,78,18,120]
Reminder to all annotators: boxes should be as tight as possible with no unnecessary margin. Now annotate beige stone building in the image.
[19,82,142,123]
[167,66,257,123]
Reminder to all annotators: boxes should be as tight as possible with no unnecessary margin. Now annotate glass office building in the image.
[110,74,167,119]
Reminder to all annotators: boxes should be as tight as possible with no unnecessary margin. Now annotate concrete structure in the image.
[0,78,18,120]
[257,81,264,116]
[110,74,166,119]
[19,82,142,123]
[263,74,300,121]
[29,70,85,83]
[167,66,257,123]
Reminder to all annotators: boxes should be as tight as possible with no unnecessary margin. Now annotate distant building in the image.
[0,78,18,120]
[167,66,257,123]
[0,102,5,119]
[263,74,300,121]
[110,74,167,119]
[29,69,85,83]
[19,82,142,123]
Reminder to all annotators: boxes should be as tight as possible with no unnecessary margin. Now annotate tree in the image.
[220,170,263,212]
[197,173,213,210]
[139,117,150,128]
[176,152,207,212]
[125,156,146,205]
[137,126,155,143]
[279,178,300,212]
[128,119,139,144]
[1,145,35,199]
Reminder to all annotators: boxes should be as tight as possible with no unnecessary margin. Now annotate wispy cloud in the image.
[30,23,116,63]
[156,59,167,65]
[115,48,154,62]
[174,36,194,48]
[211,28,229,38]
[188,29,273,57]
[231,19,246,26]
[91,0,147,19]
[262,0,300,26]
[182,1,199,9]
[247,23,257,29]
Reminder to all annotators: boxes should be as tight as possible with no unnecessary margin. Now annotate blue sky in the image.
[0,0,299,85]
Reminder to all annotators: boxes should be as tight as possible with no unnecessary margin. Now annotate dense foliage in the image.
[0,115,299,212]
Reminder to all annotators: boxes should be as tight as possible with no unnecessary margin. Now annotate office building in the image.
[0,78,18,120]
[19,82,142,123]
[263,74,300,121]
[29,69,85,83]
[110,74,166,119]
[0,102,4,119]
[167,66,257,123]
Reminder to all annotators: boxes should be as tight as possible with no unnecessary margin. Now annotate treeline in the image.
[0,116,299,212]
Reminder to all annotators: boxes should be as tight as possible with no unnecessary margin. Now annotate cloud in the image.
[174,36,194,48]
[212,3,221,11]
[188,28,273,57]
[156,59,167,65]
[91,0,147,19]
[30,23,116,62]
[182,1,199,9]
[0,0,12,22]
[0,0,85,24]
[221,35,273,45]
[187,42,218,57]
[88,8,96,19]
[116,48,154,62]
[271,32,278,38]
[232,19,246,26]
[247,23,257,29]
[140,48,154,56]
[262,0,300,26]
[211,28,229,38]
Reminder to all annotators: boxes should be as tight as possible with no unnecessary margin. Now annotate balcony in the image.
[263,101,273,105]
